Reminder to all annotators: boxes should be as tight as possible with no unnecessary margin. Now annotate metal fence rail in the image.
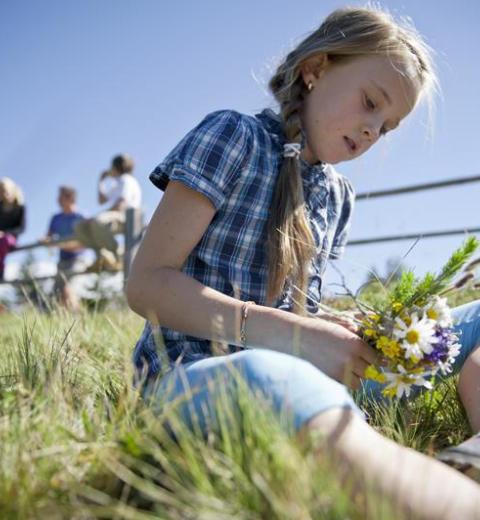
[348,173,480,246]
[355,174,480,200]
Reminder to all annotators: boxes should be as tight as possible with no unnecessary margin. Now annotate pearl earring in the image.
[307,82,314,92]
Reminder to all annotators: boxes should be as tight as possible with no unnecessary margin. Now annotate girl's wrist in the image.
[244,303,340,353]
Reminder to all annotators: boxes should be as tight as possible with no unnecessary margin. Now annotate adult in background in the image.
[43,186,85,311]
[75,154,142,272]
[0,177,26,281]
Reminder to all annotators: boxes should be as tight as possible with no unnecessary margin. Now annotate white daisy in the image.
[446,342,461,367]
[393,313,438,360]
[384,365,433,399]
[437,360,453,375]
[448,342,461,359]
[423,296,453,327]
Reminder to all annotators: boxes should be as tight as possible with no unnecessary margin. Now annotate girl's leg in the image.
[458,347,480,431]
[305,408,480,520]
[143,348,363,434]
[451,299,480,432]
[144,349,480,519]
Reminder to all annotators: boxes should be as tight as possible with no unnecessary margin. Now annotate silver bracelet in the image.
[240,301,256,348]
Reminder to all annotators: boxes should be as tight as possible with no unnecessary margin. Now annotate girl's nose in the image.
[362,123,381,143]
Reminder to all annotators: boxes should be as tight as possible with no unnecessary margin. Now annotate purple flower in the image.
[424,327,458,363]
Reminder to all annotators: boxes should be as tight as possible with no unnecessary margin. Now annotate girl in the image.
[127,7,480,518]
[0,177,26,281]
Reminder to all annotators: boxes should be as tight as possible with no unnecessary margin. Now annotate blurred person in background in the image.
[75,154,142,272]
[0,177,26,281]
[43,186,85,311]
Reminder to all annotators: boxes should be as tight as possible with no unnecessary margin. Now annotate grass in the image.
[0,289,478,519]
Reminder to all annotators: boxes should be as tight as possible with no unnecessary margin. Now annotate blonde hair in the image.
[0,177,24,206]
[267,6,438,311]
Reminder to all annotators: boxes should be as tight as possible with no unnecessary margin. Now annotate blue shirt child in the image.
[48,212,85,261]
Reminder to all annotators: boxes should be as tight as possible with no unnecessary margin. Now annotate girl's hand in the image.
[302,318,380,390]
[316,310,362,335]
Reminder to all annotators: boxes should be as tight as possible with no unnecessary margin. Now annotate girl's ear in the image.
[300,53,329,87]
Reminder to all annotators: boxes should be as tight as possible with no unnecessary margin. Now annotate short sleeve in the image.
[329,176,355,260]
[149,110,252,210]
[102,179,122,206]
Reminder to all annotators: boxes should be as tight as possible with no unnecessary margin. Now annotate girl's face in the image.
[300,54,420,165]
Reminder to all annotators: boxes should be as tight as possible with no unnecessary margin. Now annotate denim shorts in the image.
[141,299,480,434]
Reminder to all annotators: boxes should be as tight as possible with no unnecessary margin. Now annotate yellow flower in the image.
[382,386,397,398]
[391,302,403,313]
[376,336,400,359]
[376,336,390,348]
[364,365,386,383]
[426,308,438,320]
[385,341,401,359]
[363,328,378,339]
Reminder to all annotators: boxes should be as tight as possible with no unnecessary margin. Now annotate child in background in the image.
[44,186,85,311]
[126,7,480,518]
[74,154,142,273]
[0,177,26,281]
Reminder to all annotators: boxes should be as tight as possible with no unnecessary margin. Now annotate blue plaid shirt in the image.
[133,109,355,379]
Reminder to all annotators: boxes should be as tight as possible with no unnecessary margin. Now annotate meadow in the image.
[0,287,478,519]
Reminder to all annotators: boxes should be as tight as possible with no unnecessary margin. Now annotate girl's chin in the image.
[302,148,328,166]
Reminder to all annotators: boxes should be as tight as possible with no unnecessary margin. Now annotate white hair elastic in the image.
[283,142,302,158]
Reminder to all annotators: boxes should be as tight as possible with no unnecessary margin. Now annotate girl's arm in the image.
[126,181,379,389]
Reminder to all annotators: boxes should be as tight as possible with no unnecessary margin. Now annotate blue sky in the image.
[1,0,479,295]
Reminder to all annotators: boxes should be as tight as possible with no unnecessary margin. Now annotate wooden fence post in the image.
[123,208,144,287]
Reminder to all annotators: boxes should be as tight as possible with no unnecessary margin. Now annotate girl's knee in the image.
[451,299,480,370]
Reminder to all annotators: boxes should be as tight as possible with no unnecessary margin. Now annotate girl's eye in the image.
[365,95,376,110]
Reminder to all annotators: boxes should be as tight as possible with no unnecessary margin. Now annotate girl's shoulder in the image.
[196,108,283,144]
[150,109,274,210]
[169,109,257,160]
[156,108,280,174]
[195,109,275,143]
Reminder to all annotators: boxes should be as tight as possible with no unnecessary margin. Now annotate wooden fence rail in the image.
[1,208,144,287]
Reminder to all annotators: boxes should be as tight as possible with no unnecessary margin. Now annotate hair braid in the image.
[266,75,316,311]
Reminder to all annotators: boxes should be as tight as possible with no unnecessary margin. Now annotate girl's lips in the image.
[344,136,357,154]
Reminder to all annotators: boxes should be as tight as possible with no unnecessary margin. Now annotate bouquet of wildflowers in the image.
[358,237,479,399]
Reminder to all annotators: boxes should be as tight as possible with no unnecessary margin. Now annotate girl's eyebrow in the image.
[371,80,392,106]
